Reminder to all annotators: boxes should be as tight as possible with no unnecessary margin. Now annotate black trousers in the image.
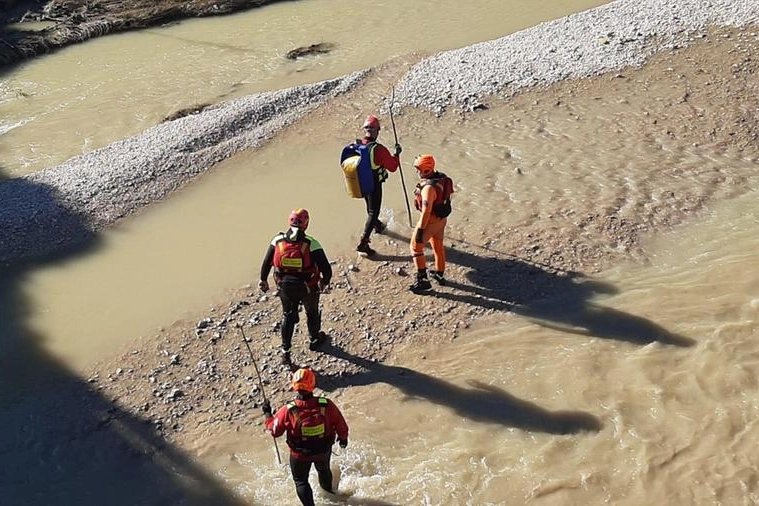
[289,452,333,506]
[278,280,321,352]
[361,183,383,242]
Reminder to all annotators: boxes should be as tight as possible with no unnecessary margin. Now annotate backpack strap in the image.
[288,398,327,413]
[317,398,329,436]
[287,400,309,432]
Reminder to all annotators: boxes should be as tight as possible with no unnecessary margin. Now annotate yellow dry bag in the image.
[341,155,363,198]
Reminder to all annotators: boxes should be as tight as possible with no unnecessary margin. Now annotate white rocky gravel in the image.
[2,0,758,264]
[0,73,367,263]
[393,0,759,114]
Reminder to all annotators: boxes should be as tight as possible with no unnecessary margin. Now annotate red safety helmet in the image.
[363,115,381,130]
[292,367,316,392]
[413,154,436,176]
[288,208,310,230]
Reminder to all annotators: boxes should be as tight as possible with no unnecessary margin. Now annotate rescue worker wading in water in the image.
[262,367,349,506]
[259,209,332,365]
[409,154,452,293]
[355,114,402,256]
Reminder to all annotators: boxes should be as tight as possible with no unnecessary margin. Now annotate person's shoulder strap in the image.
[305,234,323,252]
[426,172,451,188]
[271,232,286,246]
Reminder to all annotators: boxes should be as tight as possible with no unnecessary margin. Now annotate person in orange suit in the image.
[409,154,452,292]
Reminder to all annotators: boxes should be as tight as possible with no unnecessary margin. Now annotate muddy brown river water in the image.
[2,1,759,505]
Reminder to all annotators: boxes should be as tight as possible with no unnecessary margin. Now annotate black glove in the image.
[262,400,272,417]
[338,439,348,449]
[394,144,402,157]
[414,228,424,244]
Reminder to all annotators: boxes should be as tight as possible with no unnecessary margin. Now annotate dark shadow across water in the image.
[0,171,252,506]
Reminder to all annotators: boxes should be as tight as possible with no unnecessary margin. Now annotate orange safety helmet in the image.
[288,208,310,230]
[413,154,436,176]
[363,114,381,130]
[291,367,316,392]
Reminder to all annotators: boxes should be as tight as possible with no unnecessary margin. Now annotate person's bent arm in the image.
[259,244,276,291]
[311,248,332,285]
[374,143,399,172]
[265,406,289,438]
[328,402,349,443]
[416,185,438,231]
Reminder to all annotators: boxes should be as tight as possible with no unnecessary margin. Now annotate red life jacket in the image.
[286,397,333,455]
[273,236,317,284]
[414,172,454,218]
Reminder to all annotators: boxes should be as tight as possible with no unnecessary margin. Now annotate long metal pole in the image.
[389,86,413,228]
[238,325,282,465]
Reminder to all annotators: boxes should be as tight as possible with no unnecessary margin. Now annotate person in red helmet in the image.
[409,154,454,293]
[259,209,332,364]
[351,114,402,256]
[262,367,349,506]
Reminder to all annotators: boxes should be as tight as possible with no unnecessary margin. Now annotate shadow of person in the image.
[381,228,581,305]
[319,344,602,435]
[382,229,693,347]
[512,290,697,347]
[0,175,250,505]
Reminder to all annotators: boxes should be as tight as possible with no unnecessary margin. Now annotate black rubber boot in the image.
[356,239,376,256]
[429,270,446,286]
[409,270,432,293]
[309,331,327,351]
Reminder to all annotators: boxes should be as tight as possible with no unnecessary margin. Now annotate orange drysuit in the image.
[411,182,446,273]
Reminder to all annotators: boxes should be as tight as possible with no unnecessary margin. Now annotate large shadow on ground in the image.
[382,229,694,347]
[318,344,601,435]
[0,172,250,505]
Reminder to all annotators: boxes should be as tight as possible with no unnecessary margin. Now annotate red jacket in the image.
[265,395,349,460]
